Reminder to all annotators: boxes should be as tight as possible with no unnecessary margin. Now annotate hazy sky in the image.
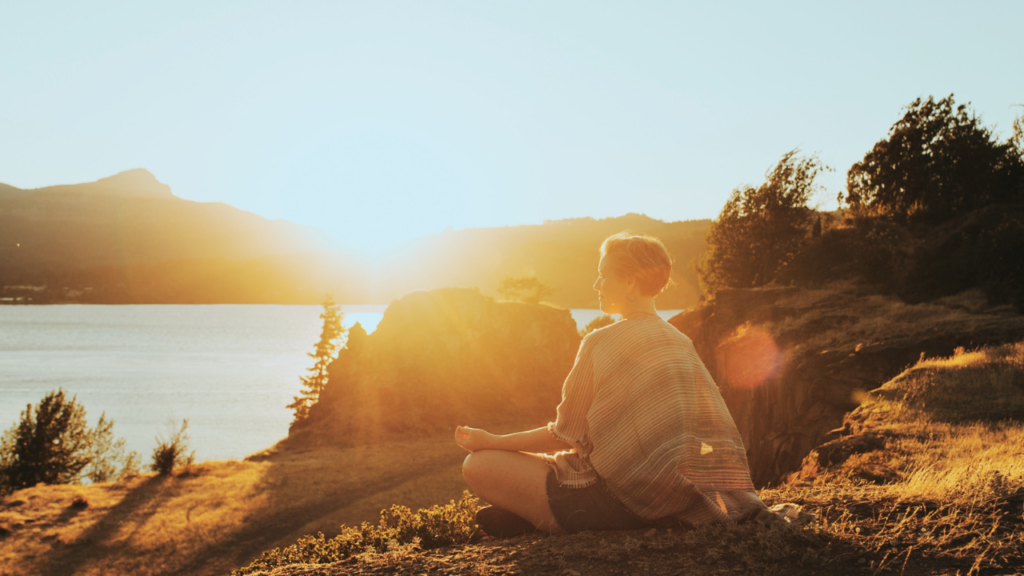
[2,1,1022,252]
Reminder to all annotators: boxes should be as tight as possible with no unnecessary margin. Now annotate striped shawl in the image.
[542,315,766,526]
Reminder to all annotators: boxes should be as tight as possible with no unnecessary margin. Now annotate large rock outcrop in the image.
[292,288,581,444]
[670,284,1024,486]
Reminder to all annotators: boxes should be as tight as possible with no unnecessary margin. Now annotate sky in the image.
[2,1,1022,252]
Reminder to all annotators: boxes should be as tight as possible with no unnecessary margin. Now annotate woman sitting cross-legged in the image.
[455,232,768,536]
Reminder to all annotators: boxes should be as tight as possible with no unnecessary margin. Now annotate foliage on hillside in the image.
[703,96,1023,301]
[698,150,825,295]
[777,205,1024,312]
[844,95,1024,223]
[232,492,481,575]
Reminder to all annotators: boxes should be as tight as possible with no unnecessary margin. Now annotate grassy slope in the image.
[232,342,1024,576]
[0,437,468,576]
[3,319,1022,576]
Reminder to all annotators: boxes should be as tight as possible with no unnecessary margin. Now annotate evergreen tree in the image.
[1,390,93,493]
[288,295,345,423]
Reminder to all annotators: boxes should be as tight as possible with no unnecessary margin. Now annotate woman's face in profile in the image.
[593,255,631,314]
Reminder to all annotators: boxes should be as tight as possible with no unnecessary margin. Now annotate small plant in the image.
[232,491,480,575]
[150,419,195,476]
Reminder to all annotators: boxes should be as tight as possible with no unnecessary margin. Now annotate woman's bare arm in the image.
[455,425,572,454]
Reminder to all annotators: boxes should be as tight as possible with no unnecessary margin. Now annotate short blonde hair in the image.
[600,233,674,296]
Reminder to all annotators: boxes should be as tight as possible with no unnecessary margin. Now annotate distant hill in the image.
[370,214,711,309]
[0,169,333,274]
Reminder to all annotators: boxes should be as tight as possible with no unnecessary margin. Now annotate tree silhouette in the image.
[288,295,345,423]
[844,95,1024,222]
[698,150,825,295]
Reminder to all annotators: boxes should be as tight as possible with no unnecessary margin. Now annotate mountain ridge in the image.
[1,170,710,307]
[0,168,173,199]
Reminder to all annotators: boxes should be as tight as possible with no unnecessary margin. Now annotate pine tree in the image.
[1,390,92,493]
[288,295,345,424]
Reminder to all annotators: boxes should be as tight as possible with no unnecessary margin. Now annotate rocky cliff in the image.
[669,283,1024,486]
[292,288,581,444]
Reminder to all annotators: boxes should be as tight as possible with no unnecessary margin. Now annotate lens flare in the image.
[715,323,782,390]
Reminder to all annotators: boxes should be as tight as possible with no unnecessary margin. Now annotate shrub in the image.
[775,219,912,290]
[232,491,480,575]
[0,390,134,494]
[899,205,1024,311]
[0,389,91,494]
[698,150,825,295]
[844,95,1024,223]
[150,419,195,476]
[83,412,140,483]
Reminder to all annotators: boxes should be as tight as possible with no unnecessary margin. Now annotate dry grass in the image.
[763,283,1019,358]
[773,341,1024,575]
[0,437,467,576]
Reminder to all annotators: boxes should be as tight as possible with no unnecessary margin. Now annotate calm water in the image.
[0,305,681,462]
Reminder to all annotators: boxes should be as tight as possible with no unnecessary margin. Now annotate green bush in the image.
[0,389,136,495]
[698,150,825,295]
[233,491,480,575]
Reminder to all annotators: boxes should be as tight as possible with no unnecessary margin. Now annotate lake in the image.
[0,305,681,462]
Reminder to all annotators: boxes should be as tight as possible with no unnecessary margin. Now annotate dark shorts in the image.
[545,470,654,533]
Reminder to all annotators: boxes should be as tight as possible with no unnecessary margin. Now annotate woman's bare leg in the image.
[462,450,562,533]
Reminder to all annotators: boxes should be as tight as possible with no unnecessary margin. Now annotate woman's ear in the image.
[625,274,639,297]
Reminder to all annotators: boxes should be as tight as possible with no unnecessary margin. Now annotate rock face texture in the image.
[669,284,1024,486]
[293,288,581,444]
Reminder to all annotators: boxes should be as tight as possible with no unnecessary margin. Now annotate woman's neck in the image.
[620,298,657,318]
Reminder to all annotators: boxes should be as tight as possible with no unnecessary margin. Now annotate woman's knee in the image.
[462,450,494,486]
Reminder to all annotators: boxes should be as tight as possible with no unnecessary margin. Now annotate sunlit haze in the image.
[2,1,1022,252]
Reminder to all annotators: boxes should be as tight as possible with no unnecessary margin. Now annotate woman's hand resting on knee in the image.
[455,426,494,452]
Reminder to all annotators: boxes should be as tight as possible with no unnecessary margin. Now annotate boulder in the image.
[293,288,581,445]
